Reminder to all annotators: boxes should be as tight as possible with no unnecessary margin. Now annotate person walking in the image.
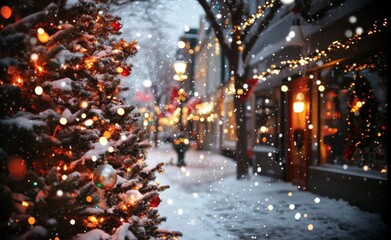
[172,132,189,167]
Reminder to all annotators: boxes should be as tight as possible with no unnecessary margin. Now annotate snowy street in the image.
[146,143,388,240]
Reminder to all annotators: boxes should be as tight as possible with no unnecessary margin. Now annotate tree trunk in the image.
[234,75,250,179]
[153,113,159,148]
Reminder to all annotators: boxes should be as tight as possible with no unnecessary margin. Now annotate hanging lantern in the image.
[93,162,117,190]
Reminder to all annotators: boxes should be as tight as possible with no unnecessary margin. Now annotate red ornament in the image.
[112,20,122,32]
[149,195,161,208]
[121,66,132,76]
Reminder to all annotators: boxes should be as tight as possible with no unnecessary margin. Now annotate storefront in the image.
[308,51,387,213]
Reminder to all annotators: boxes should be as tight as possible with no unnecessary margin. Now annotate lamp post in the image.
[173,60,188,132]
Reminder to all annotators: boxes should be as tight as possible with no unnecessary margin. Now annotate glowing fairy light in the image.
[86,196,93,202]
[35,86,43,95]
[30,53,39,61]
[81,101,88,108]
[37,28,49,43]
[56,190,64,197]
[254,18,387,80]
[117,107,125,115]
[267,205,274,211]
[103,131,111,139]
[59,117,67,125]
[116,66,124,73]
[91,155,97,162]
[85,119,93,126]
[295,212,301,220]
[70,219,76,225]
[99,137,108,146]
[281,85,288,92]
[28,216,36,225]
[108,146,114,152]
[232,0,275,34]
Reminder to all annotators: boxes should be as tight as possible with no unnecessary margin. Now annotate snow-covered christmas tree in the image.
[0,0,181,239]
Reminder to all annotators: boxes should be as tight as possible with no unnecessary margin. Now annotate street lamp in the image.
[173,60,188,82]
[173,60,188,131]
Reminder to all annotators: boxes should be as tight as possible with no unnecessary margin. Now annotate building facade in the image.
[248,0,387,214]
[177,0,387,215]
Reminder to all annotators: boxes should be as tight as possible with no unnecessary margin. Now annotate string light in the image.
[254,18,387,80]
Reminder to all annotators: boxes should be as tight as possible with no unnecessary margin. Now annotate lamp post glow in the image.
[173,60,188,131]
[173,61,188,82]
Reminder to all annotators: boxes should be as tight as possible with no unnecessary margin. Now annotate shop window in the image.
[320,54,387,172]
[255,95,278,147]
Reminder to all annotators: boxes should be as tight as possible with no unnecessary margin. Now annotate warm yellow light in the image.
[22,201,29,207]
[174,61,187,75]
[260,126,268,133]
[116,67,124,73]
[281,85,288,92]
[81,101,88,108]
[35,86,43,95]
[88,216,98,223]
[85,119,93,126]
[177,40,186,49]
[99,137,108,146]
[117,107,125,115]
[37,28,49,43]
[363,165,369,171]
[59,117,67,125]
[293,101,305,113]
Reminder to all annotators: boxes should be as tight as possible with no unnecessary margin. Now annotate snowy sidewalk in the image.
[145,143,388,240]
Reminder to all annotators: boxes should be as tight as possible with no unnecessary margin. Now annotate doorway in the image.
[286,77,311,190]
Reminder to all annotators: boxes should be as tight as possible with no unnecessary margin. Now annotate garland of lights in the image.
[253,18,388,80]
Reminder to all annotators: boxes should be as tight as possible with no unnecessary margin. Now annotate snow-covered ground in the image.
[145,143,388,240]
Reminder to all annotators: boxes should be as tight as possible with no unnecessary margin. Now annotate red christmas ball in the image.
[112,20,122,32]
[149,195,161,208]
[121,66,132,77]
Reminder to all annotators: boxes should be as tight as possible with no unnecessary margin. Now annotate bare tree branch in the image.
[197,0,233,62]
[242,0,281,62]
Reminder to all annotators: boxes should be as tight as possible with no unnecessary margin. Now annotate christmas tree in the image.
[0,0,181,239]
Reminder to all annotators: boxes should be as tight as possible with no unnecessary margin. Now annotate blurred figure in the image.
[172,132,189,167]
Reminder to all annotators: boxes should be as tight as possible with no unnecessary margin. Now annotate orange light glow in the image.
[1,6,12,19]
[86,196,92,202]
[28,216,36,225]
